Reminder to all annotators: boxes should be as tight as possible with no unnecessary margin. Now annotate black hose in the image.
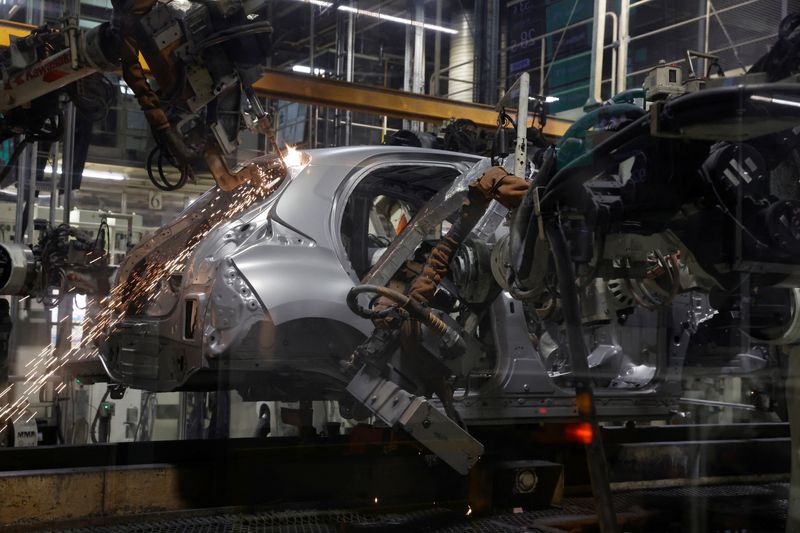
[346,285,406,320]
[146,146,189,191]
[545,219,618,533]
[89,389,111,444]
[508,146,556,291]
[0,138,29,187]
[195,22,273,51]
[347,284,465,353]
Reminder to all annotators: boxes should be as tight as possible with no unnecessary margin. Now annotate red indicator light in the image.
[537,407,548,414]
[565,422,594,444]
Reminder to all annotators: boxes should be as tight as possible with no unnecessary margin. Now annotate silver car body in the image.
[100,145,686,425]
[101,147,478,395]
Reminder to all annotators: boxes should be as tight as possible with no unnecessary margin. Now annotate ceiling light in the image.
[529,95,560,103]
[292,65,326,75]
[44,165,126,181]
[83,169,126,181]
[293,0,458,34]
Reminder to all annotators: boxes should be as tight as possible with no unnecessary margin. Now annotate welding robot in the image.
[0,0,279,193]
[0,0,279,396]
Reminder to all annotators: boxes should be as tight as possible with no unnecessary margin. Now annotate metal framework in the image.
[0,19,571,137]
[252,69,571,135]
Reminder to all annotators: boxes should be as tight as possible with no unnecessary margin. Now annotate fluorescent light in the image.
[292,65,326,75]
[751,94,800,108]
[82,169,126,181]
[529,95,560,103]
[293,0,458,34]
[44,164,126,181]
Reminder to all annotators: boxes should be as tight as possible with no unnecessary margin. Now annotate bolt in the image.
[516,469,537,492]
[422,419,431,429]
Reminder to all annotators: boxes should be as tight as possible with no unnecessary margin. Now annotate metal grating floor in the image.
[42,483,789,533]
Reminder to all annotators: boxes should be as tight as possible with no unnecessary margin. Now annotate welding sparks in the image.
[282,145,303,168]
[0,157,289,425]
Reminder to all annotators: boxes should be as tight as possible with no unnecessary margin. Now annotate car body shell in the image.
[100,145,686,425]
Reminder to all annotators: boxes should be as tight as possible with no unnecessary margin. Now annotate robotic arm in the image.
[0,0,279,192]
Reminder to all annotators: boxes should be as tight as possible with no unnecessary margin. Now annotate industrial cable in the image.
[699,160,770,250]
[707,0,745,71]
[146,145,190,191]
[71,74,115,123]
[348,285,455,339]
[491,110,517,160]
[0,111,63,186]
[507,146,556,297]
[544,219,618,533]
[195,22,273,51]
[576,231,607,292]
[0,138,30,186]
[134,392,157,442]
[89,388,111,443]
[541,0,581,88]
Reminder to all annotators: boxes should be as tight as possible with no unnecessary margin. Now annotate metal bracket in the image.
[346,365,484,475]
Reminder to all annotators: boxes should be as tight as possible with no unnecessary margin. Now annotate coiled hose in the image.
[347,284,465,354]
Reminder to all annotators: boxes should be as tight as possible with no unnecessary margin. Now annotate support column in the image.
[48,143,59,228]
[410,0,425,132]
[309,4,316,148]
[61,102,76,225]
[402,24,412,130]
[25,141,36,244]
[787,346,800,533]
[483,0,500,103]
[345,2,354,145]
[432,0,442,96]
[615,0,629,94]
[13,146,27,244]
[334,12,345,145]
[586,0,607,107]
[412,1,425,95]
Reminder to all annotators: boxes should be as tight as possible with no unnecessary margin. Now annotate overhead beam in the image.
[0,19,34,47]
[253,69,571,135]
[0,19,571,136]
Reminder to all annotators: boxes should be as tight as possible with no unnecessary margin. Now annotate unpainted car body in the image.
[99,146,691,425]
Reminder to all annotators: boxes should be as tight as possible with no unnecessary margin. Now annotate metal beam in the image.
[0,19,571,136]
[0,18,33,46]
[252,69,571,135]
